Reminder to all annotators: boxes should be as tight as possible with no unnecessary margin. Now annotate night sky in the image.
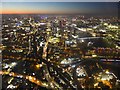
[1,2,118,16]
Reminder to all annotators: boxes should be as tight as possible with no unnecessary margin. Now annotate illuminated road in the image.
[1,71,49,88]
[77,37,102,40]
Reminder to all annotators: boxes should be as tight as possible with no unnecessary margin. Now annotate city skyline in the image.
[2,13,120,89]
[1,2,118,16]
